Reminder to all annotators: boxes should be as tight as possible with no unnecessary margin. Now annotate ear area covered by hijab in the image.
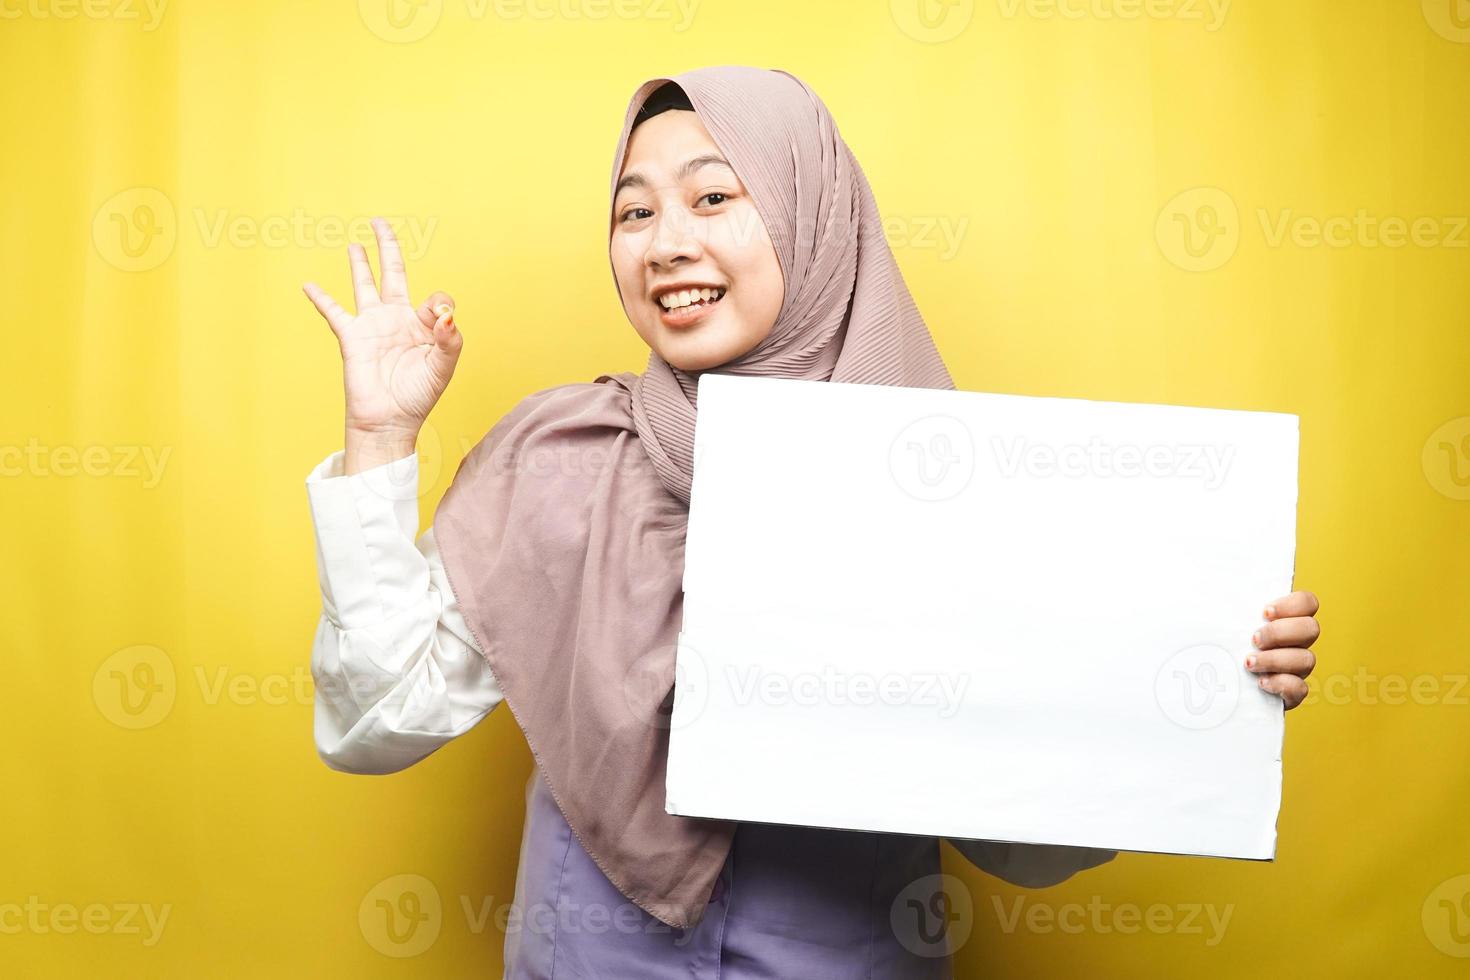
[432,65,954,930]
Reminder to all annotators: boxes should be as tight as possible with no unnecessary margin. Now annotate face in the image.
[610,109,785,372]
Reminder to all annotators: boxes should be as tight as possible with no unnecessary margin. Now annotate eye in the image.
[698,192,730,207]
[619,206,653,224]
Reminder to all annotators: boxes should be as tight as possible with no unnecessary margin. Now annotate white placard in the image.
[666,373,1299,860]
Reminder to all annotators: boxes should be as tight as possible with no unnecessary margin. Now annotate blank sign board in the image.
[665,374,1299,860]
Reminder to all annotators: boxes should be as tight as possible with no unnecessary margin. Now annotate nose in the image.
[645,203,704,270]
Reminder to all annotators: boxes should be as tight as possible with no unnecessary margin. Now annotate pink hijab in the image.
[433,65,954,930]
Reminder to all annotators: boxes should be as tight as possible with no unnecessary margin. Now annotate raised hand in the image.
[303,217,462,473]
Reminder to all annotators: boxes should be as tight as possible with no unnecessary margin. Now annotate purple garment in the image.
[503,768,955,978]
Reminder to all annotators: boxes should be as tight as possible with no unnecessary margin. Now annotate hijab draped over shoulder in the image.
[433,64,954,929]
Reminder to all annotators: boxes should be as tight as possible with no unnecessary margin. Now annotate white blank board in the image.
[666,374,1299,860]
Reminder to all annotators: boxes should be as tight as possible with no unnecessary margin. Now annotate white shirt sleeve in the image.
[305,448,503,775]
[945,839,1118,888]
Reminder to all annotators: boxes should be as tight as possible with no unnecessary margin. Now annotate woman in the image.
[302,66,1321,977]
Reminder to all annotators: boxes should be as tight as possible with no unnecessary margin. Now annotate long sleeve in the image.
[305,448,503,775]
[946,839,1118,888]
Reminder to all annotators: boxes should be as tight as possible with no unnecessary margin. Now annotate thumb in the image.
[415,290,455,330]
[426,306,463,382]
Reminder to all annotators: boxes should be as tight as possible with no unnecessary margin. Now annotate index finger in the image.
[1264,590,1319,621]
[302,282,352,339]
[372,217,410,304]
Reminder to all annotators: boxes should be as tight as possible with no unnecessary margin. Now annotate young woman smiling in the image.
[301,66,1322,977]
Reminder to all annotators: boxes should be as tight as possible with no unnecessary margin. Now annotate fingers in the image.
[1245,647,1315,678]
[424,307,463,382]
[348,242,380,310]
[302,282,352,339]
[415,291,456,332]
[1264,590,1319,621]
[372,217,410,304]
[1253,615,1320,651]
[1256,672,1308,710]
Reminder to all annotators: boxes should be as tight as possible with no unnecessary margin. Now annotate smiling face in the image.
[610,109,785,373]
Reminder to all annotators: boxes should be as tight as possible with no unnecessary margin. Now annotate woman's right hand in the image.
[303,217,463,473]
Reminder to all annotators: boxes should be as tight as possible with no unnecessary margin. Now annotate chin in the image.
[659,344,733,373]
[649,324,756,373]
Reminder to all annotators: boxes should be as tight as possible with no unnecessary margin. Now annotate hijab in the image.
[432,65,954,930]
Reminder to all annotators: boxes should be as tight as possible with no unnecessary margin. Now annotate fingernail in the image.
[1252,631,1262,647]
[1259,676,1269,690]
[1264,605,1276,619]
[1245,655,1256,669]
[434,303,453,318]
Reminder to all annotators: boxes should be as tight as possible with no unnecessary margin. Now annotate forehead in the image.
[620,109,722,177]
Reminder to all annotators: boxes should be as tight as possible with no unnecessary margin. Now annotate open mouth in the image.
[655,286,727,326]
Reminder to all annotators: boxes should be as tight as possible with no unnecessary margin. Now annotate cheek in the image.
[706,205,771,254]
[609,238,646,306]
[730,247,784,329]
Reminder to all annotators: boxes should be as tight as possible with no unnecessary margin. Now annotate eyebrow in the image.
[614,154,736,197]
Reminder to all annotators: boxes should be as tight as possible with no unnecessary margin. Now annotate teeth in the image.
[660,287,726,310]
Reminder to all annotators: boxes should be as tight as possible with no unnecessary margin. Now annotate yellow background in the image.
[3,0,1468,975]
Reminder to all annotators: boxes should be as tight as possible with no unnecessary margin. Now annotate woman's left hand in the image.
[1246,590,1321,710]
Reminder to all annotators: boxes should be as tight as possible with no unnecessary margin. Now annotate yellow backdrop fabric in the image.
[3,1,1467,976]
